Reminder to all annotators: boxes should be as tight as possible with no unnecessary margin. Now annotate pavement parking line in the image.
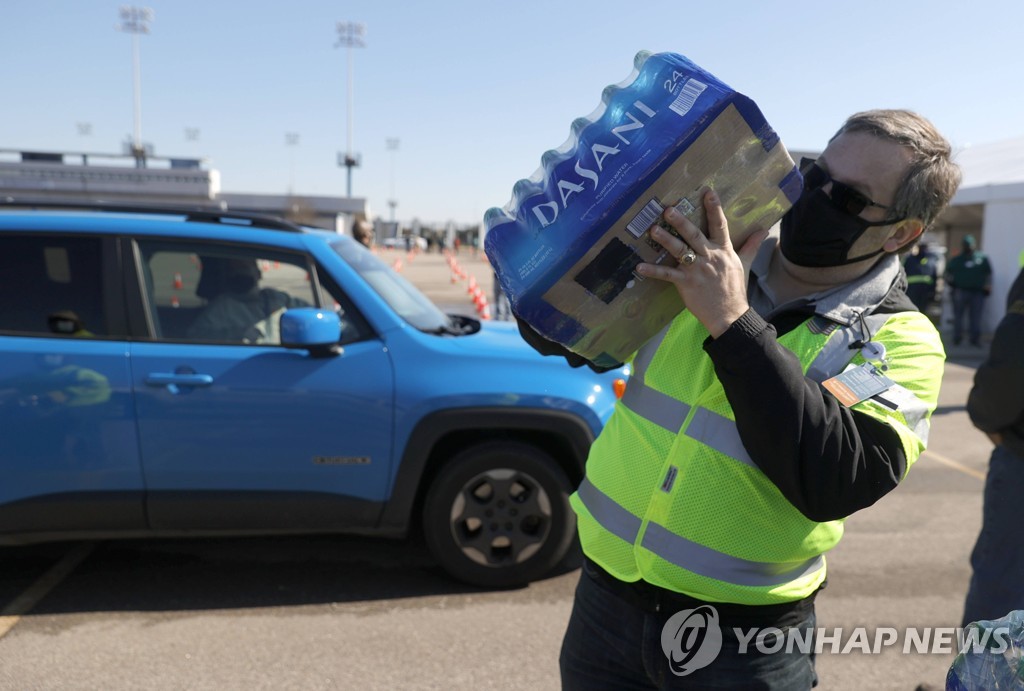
[922,449,987,481]
[0,541,95,640]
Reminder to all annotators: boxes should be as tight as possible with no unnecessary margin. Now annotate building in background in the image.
[0,148,369,233]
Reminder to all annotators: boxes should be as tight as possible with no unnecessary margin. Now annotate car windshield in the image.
[329,238,454,333]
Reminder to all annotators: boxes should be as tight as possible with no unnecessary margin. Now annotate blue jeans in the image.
[962,444,1024,626]
[560,559,818,690]
[952,288,986,345]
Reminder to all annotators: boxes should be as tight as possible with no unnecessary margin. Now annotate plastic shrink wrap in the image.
[484,51,801,368]
[946,610,1024,690]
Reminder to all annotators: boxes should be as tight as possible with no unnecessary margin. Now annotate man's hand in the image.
[635,189,767,339]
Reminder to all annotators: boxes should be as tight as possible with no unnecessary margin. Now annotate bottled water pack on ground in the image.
[946,610,1024,690]
[484,51,801,368]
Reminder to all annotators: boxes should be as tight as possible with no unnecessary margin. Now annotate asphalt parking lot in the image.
[0,247,996,690]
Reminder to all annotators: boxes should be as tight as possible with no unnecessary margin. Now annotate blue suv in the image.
[0,202,628,587]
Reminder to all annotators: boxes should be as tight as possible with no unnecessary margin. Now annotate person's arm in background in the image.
[968,268,1024,444]
[943,256,957,289]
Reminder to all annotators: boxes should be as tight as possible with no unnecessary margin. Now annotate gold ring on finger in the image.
[679,248,697,266]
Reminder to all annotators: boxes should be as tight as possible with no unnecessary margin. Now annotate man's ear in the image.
[884,219,924,253]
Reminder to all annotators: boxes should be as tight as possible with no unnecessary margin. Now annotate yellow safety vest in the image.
[905,256,936,285]
[572,308,943,605]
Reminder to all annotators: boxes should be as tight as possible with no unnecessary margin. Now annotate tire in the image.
[422,441,576,588]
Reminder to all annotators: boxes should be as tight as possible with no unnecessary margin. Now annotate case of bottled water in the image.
[485,51,801,368]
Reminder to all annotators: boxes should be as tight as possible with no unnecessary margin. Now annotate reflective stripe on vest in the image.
[622,386,757,468]
[577,474,642,543]
[877,381,931,444]
[623,311,931,453]
[578,476,825,587]
[620,323,691,433]
[623,314,893,440]
[621,383,691,435]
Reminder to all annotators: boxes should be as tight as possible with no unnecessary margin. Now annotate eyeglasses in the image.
[799,157,897,218]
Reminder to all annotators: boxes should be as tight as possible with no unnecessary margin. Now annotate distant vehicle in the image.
[0,201,628,587]
[381,236,427,251]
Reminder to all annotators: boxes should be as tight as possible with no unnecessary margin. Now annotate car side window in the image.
[0,235,109,337]
[137,241,317,345]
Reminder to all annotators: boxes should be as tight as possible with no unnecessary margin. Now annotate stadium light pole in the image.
[335,21,365,198]
[77,122,93,165]
[286,132,300,194]
[116,6,154,168]
[386,137,400,222]
[184,127,200,167]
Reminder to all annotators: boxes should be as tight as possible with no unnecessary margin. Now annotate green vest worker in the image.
[519,109,962,689]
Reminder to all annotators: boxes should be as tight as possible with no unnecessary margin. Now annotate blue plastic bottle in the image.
[946,611,1024,690]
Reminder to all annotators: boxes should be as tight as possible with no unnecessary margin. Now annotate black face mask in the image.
[780,188,897,267]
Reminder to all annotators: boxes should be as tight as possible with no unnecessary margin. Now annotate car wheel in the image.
[423,441,576,588]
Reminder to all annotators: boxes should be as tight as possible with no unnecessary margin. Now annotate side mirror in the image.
[280,308,343,358]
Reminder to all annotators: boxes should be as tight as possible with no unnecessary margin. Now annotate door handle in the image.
[145,372,214,394]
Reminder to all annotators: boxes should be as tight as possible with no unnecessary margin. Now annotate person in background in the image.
[944,235,992,347]
[492,269,512,321]
[518,109,960,689]
[353,219,375,249]
[187,258,307,344]
[961,265,1024,626]
[903,241,939,314]
[47,310,94,338]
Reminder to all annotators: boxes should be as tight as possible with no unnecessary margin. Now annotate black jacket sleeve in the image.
[967,268,1024,457]
[703,309,908,522]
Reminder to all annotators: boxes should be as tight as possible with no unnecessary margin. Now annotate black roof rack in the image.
[0,197,306,233]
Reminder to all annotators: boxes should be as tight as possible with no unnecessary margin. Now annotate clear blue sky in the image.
[3,0,1022,227]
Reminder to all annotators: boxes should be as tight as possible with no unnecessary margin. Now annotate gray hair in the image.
[831,110,962,230]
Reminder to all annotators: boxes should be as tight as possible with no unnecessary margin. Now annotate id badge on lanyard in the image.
[822,341,894,408]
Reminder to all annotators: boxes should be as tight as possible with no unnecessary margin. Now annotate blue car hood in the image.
[445,320,545,361]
